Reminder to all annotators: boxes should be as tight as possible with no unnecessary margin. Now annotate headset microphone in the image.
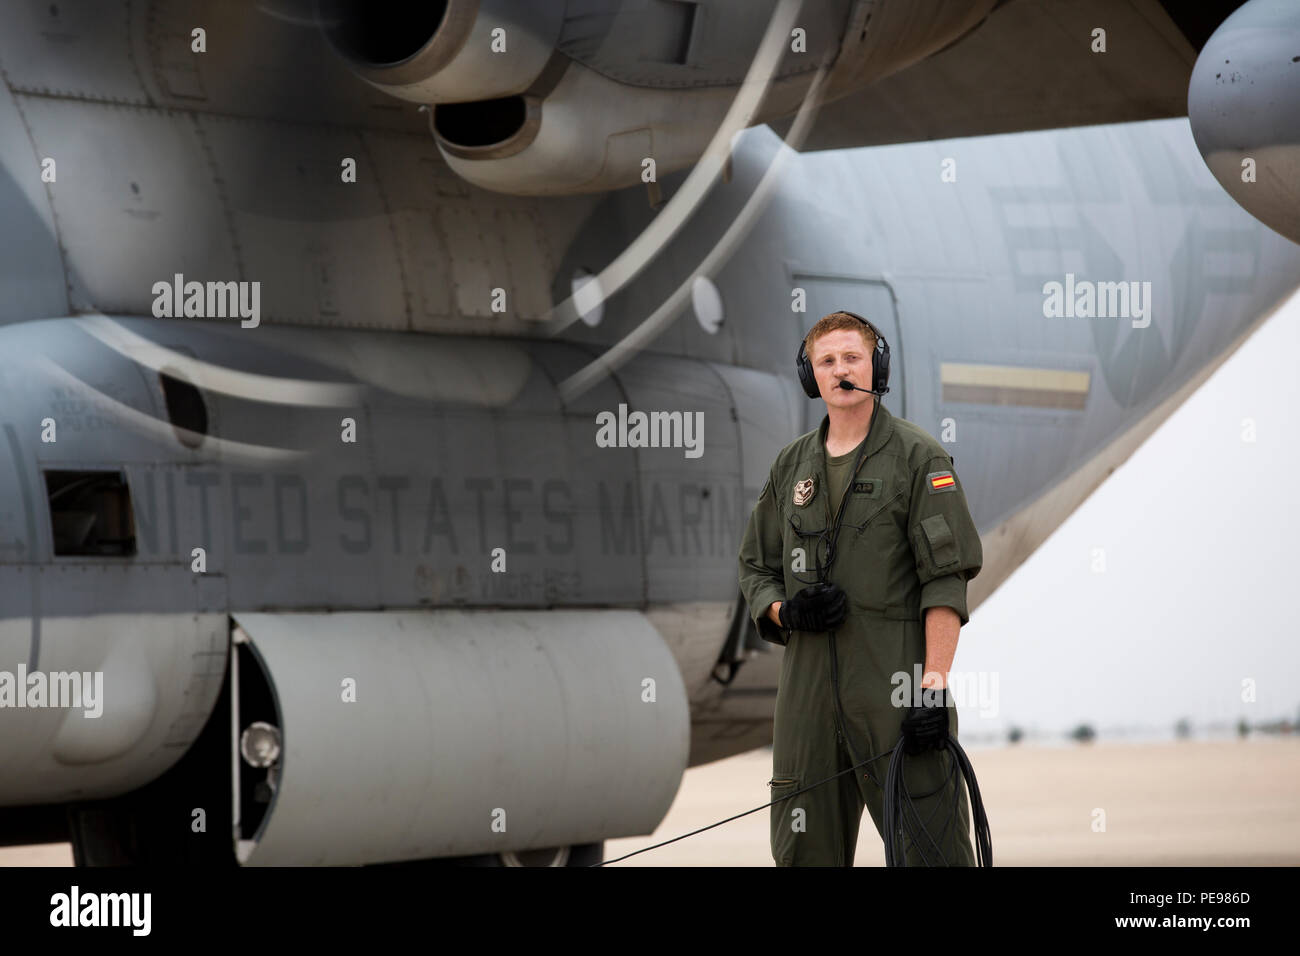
[837,380,874,393]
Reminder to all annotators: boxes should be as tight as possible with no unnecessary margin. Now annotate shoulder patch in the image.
[927,470,956,494]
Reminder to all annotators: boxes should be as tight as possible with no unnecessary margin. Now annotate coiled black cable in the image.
[882,731,993,867]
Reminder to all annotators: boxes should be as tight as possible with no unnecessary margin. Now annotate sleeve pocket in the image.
[919,514,959,572]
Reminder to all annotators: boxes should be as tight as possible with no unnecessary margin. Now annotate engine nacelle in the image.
[321,0,997,196]
[231,609,690,865]
[1188,0,1300,245]
[319,0,564,103]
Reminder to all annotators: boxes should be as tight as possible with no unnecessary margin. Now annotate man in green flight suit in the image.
[738,310,983,867]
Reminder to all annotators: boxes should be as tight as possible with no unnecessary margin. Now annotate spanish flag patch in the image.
[927,470,956,493]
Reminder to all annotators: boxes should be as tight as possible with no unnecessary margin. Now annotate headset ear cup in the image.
[796,342,820,398]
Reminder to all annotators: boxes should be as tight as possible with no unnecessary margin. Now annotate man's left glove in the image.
[900,685,951,755]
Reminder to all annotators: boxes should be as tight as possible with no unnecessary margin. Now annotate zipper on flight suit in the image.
[823,428,872,765]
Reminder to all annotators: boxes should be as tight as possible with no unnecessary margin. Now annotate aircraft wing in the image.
[768,0,1243,151]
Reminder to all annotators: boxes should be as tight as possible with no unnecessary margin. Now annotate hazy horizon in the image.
[951,286,1300,742]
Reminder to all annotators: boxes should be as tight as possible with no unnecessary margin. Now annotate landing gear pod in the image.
[230,610,690,866]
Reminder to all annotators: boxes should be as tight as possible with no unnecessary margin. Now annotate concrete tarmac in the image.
[604,737,1300,866]
[2,738,1296,866]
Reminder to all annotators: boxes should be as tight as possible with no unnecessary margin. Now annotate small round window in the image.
[692,276,724,334]
[571,267,605,327]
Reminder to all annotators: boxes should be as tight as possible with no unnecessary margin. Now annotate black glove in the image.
[900,685,951,755]
[778,582,848,632]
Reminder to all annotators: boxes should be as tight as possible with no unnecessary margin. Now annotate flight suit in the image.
[737,401,982,866]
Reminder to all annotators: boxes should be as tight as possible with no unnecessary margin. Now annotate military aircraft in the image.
[0,0,1296,866]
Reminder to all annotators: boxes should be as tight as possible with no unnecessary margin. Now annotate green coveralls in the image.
[737,401,983,866]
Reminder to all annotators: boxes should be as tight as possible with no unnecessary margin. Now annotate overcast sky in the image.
[954,287,1300,744]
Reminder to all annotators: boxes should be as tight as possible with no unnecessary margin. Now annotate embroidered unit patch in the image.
[793,476,815,506]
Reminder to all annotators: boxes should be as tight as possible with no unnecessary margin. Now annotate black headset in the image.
[796,310,891,399]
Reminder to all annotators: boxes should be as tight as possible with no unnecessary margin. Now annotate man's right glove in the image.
[778,582,848,633]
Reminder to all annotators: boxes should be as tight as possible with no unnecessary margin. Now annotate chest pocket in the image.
[838,479,903,535]
[848,477,883,500]
[782,505,831,579]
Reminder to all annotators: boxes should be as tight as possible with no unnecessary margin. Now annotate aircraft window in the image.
[159,370,208,448]
[43,470,137,557]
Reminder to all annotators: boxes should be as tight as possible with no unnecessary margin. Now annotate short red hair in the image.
[803,311,877,361]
